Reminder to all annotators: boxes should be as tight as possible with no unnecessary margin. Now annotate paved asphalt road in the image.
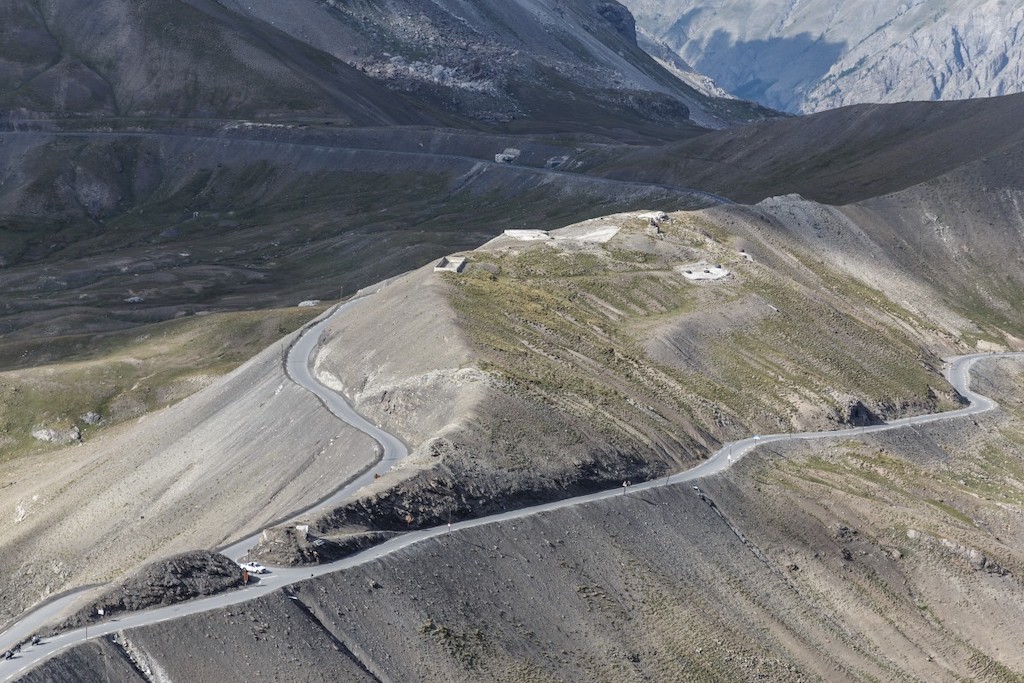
[220,287,409,561]
[1,293,1020,681]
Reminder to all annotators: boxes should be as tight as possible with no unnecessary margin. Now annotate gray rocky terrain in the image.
[0,126,715,347]
[244,526,398,567]
[19,357,1024,681]
[3,1,1024,680]
[213,0,772,130]
[588,91,1024,205]
[5,180,1024,680]
[0,0,767,358]
[0,0,769,129]
[16,640,146,683]
[0,321,377,626]
[625,0,1024,113]
[5,83,1024,676]
[57,551,243,632]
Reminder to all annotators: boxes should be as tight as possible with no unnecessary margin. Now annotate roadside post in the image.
[86,609,103,641]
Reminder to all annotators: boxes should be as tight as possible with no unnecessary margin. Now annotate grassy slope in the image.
[310,207,973,537]
[0,305,323,460]
[447,214,956,454]
[715,360,1024,681]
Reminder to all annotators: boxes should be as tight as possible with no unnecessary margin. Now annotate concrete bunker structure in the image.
[679,263,730,281]
[434,255,468,273]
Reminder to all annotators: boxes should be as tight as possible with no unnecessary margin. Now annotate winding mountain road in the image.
[0,283,1021,679]
[219,288,409,560]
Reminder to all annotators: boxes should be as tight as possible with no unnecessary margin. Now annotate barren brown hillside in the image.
[306,200,1017,540]
[21,356,1024,682]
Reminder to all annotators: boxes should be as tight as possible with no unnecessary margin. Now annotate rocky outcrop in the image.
[244,526,398,566]
[596,2,638,42]
[215,0,766,128]
[906,529,1011,576]
[30,425,80,445]
[57,551,244,631]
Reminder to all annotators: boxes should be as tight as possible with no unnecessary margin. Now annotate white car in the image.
[238,561,269,575]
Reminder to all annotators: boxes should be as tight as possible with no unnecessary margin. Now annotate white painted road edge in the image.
[1,288,1021,680]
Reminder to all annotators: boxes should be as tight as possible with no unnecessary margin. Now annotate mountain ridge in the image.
[625,0,1024,113]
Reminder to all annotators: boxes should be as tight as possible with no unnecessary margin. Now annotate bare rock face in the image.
[596,2,638,42]
[244,526,397,566]
[626,0,1024,113]
[57,551,243,631]
[30,425,81,445]
[212,0,761,128]
[907,529,1011,576]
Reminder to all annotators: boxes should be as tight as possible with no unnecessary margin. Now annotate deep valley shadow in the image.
[663,24,847,112]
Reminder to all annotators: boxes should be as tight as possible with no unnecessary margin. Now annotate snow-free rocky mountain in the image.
[625,0,1024,112]
[3,1,1024,681]
[0,0,770,129]
[0,0,778,349]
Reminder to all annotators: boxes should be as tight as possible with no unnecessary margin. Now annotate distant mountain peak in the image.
[624,0,1024,113]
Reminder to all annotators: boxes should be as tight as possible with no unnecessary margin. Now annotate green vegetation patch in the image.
[707,270,950,424]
